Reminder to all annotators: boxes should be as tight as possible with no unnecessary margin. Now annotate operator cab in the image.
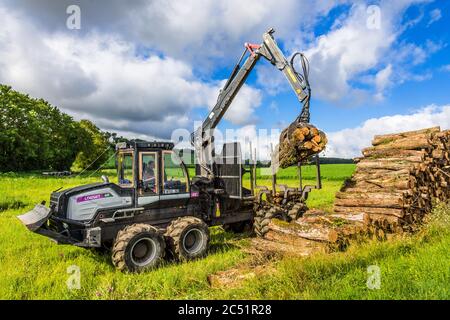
[115,141,190,203]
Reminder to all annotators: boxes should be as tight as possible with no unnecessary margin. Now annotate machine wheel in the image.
[254,206,278,238]
[165,217,210,261]
[287,202,306,221]
[112,223,165,272]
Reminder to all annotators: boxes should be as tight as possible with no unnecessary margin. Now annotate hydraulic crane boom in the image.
[192,28,311,177]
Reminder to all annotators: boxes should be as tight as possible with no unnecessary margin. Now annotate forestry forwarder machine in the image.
[18,28,322,272]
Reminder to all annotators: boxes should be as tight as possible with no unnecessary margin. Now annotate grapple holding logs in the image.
[277,122,327,168]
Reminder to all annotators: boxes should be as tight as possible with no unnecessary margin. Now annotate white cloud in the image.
[206,80,262,126]
[427,8,442,26]
[213,124,280,161]
[0,4,264,139]
[0,0,443,144]
[299,1,434,104]
[2,0,344,70]
[255,63,287,96]
[441,65,450,72]
[304,3,395,102]
[374,64,393,100]
[128,0,341,64]
[325,104,450,158]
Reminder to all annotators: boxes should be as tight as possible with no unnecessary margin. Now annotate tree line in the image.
[0,85,124,172]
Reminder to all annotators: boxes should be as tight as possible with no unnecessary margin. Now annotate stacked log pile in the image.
[334,126,450,231]
[252,126,449,265]
[277,123,327,168]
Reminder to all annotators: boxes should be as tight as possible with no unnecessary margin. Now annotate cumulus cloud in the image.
[325,104,450,158]
[304,3,393,101]
[3,0,340,66]
[427,8,442,26]
[212,124,280,161]
[298,1,436,104]
[440,64,450,72]
[136,0,342,66]
[206,80,262,126]
[0,4,265,139]
[0,0,341,140]
[0,0,443,143]
[374,64,393,100]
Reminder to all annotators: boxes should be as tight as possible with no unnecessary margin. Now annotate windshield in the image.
[163,151,188,194]
[117,152,134,186]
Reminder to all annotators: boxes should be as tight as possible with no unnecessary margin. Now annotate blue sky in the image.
[0,0,449,158]
[214,1,450,131]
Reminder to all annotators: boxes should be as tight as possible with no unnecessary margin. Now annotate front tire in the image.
[165,217,209,261]
[112,224,165,272]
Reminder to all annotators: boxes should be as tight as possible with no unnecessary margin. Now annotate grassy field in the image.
[0,164,448,299]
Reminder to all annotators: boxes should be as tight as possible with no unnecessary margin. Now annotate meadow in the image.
[0,164,448,299]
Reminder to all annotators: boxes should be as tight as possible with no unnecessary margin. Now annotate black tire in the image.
[165,216,209,261]
[287,202,306,221]
[253,206,278,238]
[112,223,165,272]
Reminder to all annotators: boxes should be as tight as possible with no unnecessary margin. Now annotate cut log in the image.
[351,169,411,180]
[267,221,340,243]
[362,148,426,159]
[341,180,410,191]
[334,194,404,209]
[372,127,440,146]
[335,190,405,199]
[333,205,405,218]
[277,122,327,168]
[364,136,431,151]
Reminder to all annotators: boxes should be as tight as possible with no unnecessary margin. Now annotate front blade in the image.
[17,204,52,232]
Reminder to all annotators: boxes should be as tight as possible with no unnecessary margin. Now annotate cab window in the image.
[163,152,188,194]
[118,152,133,187]
[140,153,157,194]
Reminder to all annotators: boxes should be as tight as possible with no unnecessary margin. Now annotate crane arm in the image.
[192,28,311,177]
[260,29,311,123]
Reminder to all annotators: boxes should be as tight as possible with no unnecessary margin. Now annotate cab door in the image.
[137,151,159,209]
[158,151,190,216]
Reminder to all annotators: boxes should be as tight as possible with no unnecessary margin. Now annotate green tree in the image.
[0,85,119,172]
[0,85,86,171]
[71,119,111,172]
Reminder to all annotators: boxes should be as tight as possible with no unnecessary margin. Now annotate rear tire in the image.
[287,202,306,221]
[165,217,209,261]
[112,224,165,272]
[253,206,278,238]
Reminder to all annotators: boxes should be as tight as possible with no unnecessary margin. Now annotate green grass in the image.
[0,164,448,299]
[214,205,450,299]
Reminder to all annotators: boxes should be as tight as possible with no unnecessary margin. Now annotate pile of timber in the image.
[334,126,450,232]
[251,127,449,261]
[277,123,327,168]
[263,210,383,252]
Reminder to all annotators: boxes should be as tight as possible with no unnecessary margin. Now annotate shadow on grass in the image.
[208,226,253,254]
[0,198,28,212]
[73,226,255,274]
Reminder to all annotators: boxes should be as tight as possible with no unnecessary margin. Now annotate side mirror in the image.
[101,175,110,183]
